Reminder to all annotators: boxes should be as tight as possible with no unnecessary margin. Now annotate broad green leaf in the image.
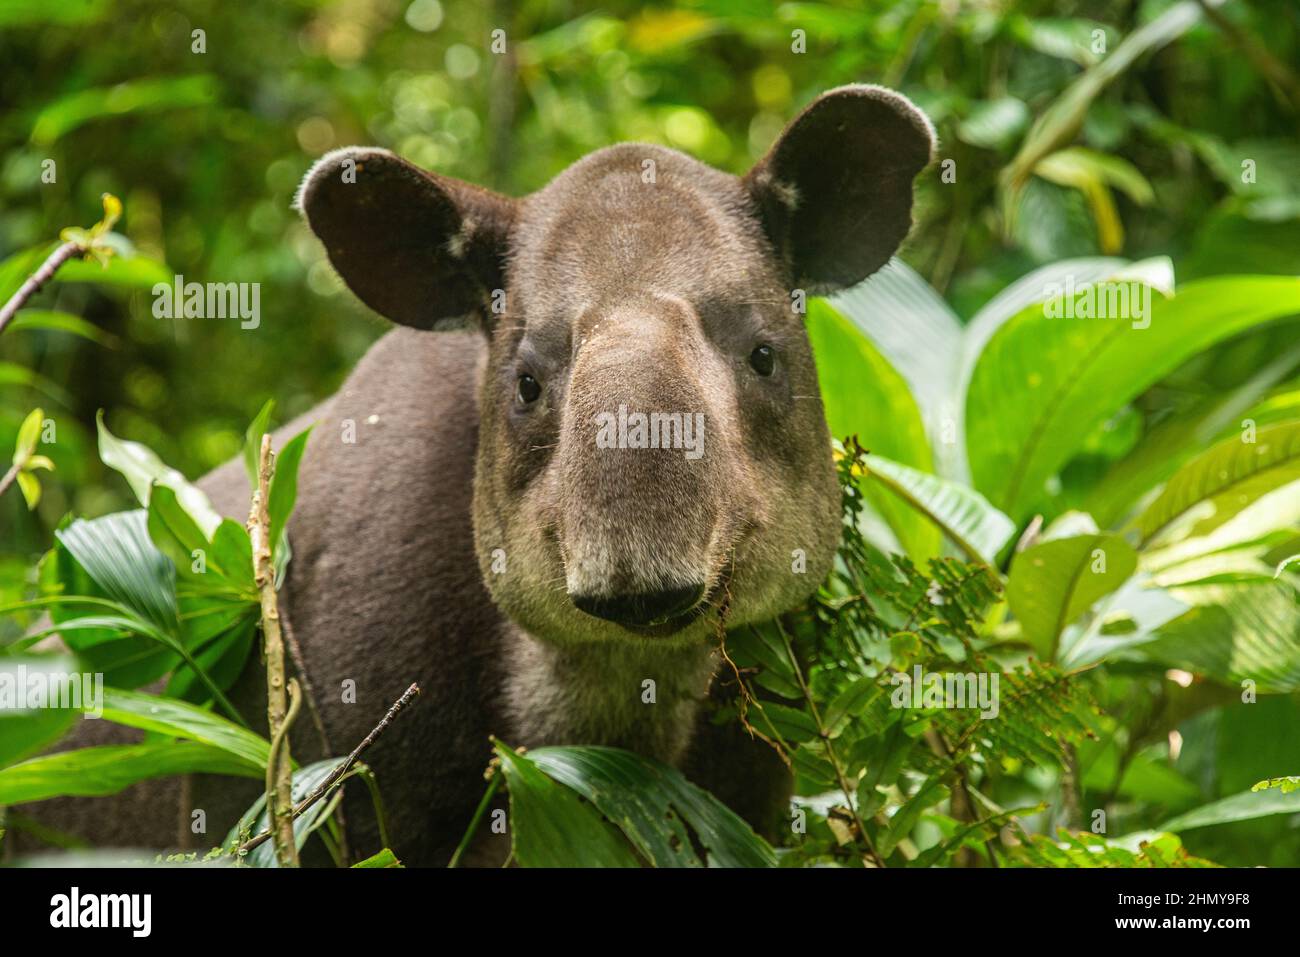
[1131,421,1300,547]
[527,745,776,868]
[956,97,1029,151]
[494,742,640,867]
[861,453,1015,565]
[808,300,938,560]
[1159,784,1300,832]
[0,742,257,805]
[97,411,222,537]
[1008,533,1137,660]
[98,688,268,770]
[56,511,178,637]
[147,484,215,579]
[966,276,1300,522]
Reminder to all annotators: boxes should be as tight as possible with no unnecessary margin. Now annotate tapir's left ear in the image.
[744,84,935,294]
[296,147,517,330]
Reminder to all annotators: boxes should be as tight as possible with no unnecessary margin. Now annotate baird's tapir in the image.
[19,84,935,866]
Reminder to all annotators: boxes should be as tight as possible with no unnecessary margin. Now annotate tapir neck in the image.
[502,626,718,765]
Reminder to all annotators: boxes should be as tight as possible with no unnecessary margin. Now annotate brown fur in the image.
[13,86,933,865]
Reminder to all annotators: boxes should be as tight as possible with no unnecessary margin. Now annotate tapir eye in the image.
[749,344,776,377]
[516,373,542,405]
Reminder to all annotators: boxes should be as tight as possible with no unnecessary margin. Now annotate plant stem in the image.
[0,462,18,501]
[448,771,503,868]
[249,434,298,867]
[0,241,78,337]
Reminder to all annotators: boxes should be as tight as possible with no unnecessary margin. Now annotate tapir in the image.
[16,85,934,866]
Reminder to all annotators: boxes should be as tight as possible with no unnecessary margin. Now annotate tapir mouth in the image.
[572,559,734,639]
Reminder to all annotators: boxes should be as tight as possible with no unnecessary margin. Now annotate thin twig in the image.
[0,462,18,501]
[238,682,421,855]
[0,241,79,337]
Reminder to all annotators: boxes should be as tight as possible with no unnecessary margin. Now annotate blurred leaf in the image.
[30,75,220,145]
[957,98,1029,151]
[1160,783,1300,832]
[7,310,116,346]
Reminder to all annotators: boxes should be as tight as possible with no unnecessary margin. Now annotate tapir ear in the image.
[745,85,935,294]
[296,147,517,330]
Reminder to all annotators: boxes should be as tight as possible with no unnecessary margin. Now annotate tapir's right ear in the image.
[296,147,517,329]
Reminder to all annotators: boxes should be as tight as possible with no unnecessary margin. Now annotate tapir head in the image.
[298,85,934,644]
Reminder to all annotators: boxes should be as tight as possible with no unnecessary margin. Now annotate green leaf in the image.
[13,407,42,464]
[1085,345,1300,526]
[1004,1,1205,193]
[827,259,964,476]
[808,300,937,559]
[1132,421,1300,547]
[526,745,777,868]
[30,75,221,145]
[98,688,268,771]
[1159,784,1300,832]
[1145,578,1300,692]
[1008,533,1138,660]
[268,427,312,552]
[56,511,179,638]
[493,742,641,867]
[15,471,41,509]
[0,742,258,805]
[8,309,116,346]
[0,656,80,769]
[966,275,1300,521]
[861,453,1016,565]
[97,411,222,537]
[352,848,402,868]
[243,400,275,486]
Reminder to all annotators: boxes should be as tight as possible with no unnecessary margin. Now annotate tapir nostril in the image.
[571,583,707,628]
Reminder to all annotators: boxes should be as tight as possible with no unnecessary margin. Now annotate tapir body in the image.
[14,86,934,866]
